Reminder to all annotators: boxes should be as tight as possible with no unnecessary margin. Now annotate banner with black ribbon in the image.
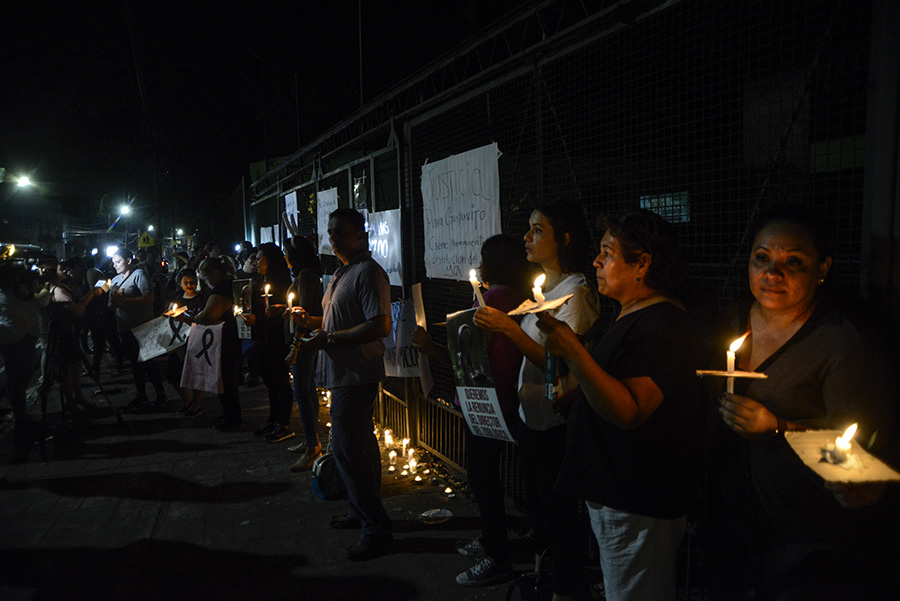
[132,315,190,362]
[180,323,223,394]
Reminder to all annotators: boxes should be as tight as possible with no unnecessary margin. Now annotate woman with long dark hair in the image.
[240,243,294,442]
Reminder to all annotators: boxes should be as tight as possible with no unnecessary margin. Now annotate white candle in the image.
[287,292,295,334]
[833,423,858,463]
[388,450,397,465]
[469,269,486,307]
[233,305,241,316]
[414,475,423,484]
[726,333,749,393]
[402,437,410,456]
[409,458,418,474]
[532,274,546,304]
[263,284,271,311]
[384,429,393,448]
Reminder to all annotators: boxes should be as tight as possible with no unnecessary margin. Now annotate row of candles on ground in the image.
[381,429,455,494]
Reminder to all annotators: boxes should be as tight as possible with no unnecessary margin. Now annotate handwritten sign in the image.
[421,143,502,280]
[284,191,298,224]
[367,209,402,286]
[446,308,514,441]
[181,323,224,394]
[317,187,340,255]
[384,299,419,377]
[131,315,189,362]
[259,226,273,244]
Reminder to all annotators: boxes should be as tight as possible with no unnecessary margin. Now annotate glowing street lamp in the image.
[16,176,31,188]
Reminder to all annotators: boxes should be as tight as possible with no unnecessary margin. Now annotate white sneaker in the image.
[289,443,322,472]
[455,556,514,587]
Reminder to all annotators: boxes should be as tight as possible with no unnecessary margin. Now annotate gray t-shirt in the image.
[110,268,154,331]
[316,254,391,388]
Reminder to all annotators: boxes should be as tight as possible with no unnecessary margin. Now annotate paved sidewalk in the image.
[0,367,534,601]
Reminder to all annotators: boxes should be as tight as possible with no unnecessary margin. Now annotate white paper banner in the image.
[446,307,513,441]
[180,323,224,394]
[132,315,189,362]
[316,187,340,255]
[284,191,298,223]
[383,299,420,377]
[421,143,502,280]
[367,209,402,287]
[259,227,273,244]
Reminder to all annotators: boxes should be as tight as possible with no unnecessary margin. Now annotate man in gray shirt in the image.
[291,208,393,561]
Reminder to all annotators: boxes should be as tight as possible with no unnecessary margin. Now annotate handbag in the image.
[311,453,347,500]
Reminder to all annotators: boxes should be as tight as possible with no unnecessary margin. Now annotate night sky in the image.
[1,0,528,231]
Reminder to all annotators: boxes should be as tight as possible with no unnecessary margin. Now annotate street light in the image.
[16,176,31,188]
[120,204,131,247]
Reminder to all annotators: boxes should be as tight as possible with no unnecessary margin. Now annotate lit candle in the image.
[263,284,271,311]
[832,423,858,463]
[401,469,408,476]
[409,458,418,474]
[532,274,546,304]
[726,333,749,393]
[171,303,178,313]
[388,450,397,465]
[469,269,486,307]
[388,465,395,472]
[384,429,394,448]
[414,475,423,484]
[287,292,295,334]
[407,448,414,462]
[402,437,410,456]
[444,486,453,495]
[102,279,111,292]
[233,305,241,316]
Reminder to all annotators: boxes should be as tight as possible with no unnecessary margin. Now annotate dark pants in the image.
[259,345,292,426]
[330,383,391,541]
[291,348,319,447]
[464,411,518,565]
[120,330,165,397]
[0,335,38,441]
[217,352,242,425]
[517,419,587,596]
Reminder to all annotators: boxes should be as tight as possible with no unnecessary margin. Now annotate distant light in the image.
[176,228,184,236]
[120,205,130,216]
[234,244,241,252]
[147,225,154,232]
[16,176,31,188]
[106,245,119,257]
[91,248,99,256]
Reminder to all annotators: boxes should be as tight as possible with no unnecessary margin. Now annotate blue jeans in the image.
[291,348,319,448]
[329,383,391,541]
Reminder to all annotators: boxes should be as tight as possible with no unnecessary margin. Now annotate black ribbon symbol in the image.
[168,317,186,345]
[194,328,215,367]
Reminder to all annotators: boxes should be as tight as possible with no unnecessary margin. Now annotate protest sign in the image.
[384,299,419,377]
[181,323,224,394]
[421,143,502,280]
[316,187,340,255]
[367,209,402,286]
[446,308,514,442]
[132,315,189,362]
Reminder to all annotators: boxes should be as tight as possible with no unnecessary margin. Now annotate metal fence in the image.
[249,0,876,490]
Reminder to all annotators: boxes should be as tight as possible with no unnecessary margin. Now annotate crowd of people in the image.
[2,202,898,598]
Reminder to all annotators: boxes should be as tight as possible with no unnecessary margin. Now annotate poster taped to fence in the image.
[367,209,403,286]
[446,308,513,442]
[421,143,502,280]
[132,315,189,362]
[181,323,224,394]
[317,187,340,255]
[384,299,419,378]
[284,191,298,224]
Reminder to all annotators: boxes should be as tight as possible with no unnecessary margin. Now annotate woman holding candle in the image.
[709,205,898,600]
[413,234,535,587]
[283,233,325,471]
[472,202,600,596]
[108,248,168,408]
[166,268,206,416]
[175,257,244,430]
[536,209,704,601]
[241,243,295,442]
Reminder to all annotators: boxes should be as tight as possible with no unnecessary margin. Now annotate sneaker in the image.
[346,535,392,561]
[127,394,150,407]
[287,443,307,454]
[214,416,244,432]
[253,422,277,436]
[289,443,322,472]
[265,426,295,443]
[456,537,485,558]
[456,556,514,587]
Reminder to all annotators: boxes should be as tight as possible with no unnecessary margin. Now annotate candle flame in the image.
[838,423,858,445]
[287,292,294,303]
[171,303,177,311]
[444,487,453,494]
[264,284,270,293]
[469,269,479,283]
[729,332,749,353]
[534,273,546,288]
